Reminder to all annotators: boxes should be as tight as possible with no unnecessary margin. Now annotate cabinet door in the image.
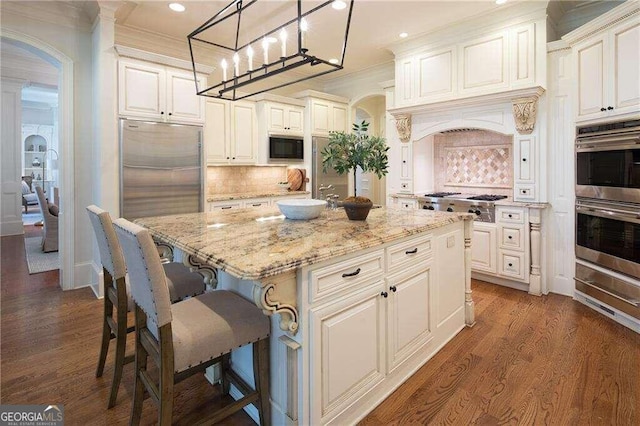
[118,60,165,120]
[332,104,347,133]
[310,286,386,424]
[611,19,640,114]
[204,99,230,164]
[311,100,330,134]
[417,47,456,100]
[514,135,534,183]
[267,104,286,133]
[166,70,204,124]
[471,223,497,274]
[287,106,304,133]
[575,35,607,120]
[386,268,431,372]
[230,102,257,163]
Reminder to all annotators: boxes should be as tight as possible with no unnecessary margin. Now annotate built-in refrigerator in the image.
[312,136,349,200]
[120,119,203,220]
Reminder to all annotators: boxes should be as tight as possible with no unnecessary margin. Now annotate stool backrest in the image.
[86,205,126,279]
[113,218,172,332]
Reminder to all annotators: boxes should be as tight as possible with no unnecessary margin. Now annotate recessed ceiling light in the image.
[495,0,507,5]
[399,32,408,38]
[332,1,347,11]
[169,3,185,12]
[329,58,340,64]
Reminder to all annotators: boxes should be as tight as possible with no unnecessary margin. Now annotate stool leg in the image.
[253,338,271,426]
[158,326,174,426]
[96,270,114,378]
[108,276,128,409]
[221,353,231,395]
[130,306,147,426]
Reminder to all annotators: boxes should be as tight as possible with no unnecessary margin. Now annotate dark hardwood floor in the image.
[2,226,639,425]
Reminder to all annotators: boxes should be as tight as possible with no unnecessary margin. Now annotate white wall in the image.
[1,1,95,288]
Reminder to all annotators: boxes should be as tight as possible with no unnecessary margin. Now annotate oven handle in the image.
[574,277,640,307]
[576,205,640,224]
[576,134,640,151]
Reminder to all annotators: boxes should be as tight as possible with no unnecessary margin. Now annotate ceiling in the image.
[113,0,525,79]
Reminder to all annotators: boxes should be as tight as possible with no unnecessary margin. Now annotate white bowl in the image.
[276,199,326,220]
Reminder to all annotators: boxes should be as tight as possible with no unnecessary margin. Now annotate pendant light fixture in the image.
[188,0,355,101]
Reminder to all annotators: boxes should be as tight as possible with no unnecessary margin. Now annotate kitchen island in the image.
[136,206,474,425]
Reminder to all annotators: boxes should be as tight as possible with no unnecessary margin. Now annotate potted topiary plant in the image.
[321,121,389,220]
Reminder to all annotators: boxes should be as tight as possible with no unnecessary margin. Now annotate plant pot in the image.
[342,198,373,221]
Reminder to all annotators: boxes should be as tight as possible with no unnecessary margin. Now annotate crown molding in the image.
[388,86,545,118]
[114,44,215,75]
[291,90,350,104]
[547,39,571,53]
[248,93,306,107]
[562,1,639,45]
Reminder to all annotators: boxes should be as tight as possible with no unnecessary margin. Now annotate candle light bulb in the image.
[262,37,269,65]
[300,18,308,50]
[247,45,254,71]
[233,52,240,76]
[221,58,228,81]
[279,27,287,58]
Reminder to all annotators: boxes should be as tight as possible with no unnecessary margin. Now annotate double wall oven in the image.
[575,119,640,322]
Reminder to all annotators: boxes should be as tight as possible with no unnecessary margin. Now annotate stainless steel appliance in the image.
[120,119,203,220]
[269,135,304,160]
[417,193,508,223]
[312,136,349,200]
[575,197,640,280]
[575,119,640,204]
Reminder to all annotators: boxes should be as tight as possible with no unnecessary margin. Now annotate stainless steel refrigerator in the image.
[120,119,203,220]
[312,136,349,200]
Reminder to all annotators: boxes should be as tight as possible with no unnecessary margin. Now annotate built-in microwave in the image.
[269,135,304,160]
[575,119,640,204]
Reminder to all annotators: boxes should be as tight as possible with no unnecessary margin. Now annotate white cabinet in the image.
[471,222,497,274]
[265,103,304,135]
[204,99,257,164]
[390,196,417,209]
[310,99,347,135]
[118,58,204,124]
[572,9,640,122]
[207,193,310,212]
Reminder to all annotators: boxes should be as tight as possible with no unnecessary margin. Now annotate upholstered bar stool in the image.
[113,218,271,426]
[86,205,207,409]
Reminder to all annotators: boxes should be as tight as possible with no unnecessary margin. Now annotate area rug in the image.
[24,237,59,274]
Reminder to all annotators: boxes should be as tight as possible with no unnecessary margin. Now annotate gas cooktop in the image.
[466,194,508,201]
[424,192,461,197]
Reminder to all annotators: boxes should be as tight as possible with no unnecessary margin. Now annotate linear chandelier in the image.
[188,0,355,101]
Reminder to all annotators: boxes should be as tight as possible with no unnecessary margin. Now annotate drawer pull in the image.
[252,203,262,207]
[221,206,232,210]
[341,268,361,278]
[575,277,640,307]
[390,285,397,292]
[405,248,418,255]
[380,291,388,298]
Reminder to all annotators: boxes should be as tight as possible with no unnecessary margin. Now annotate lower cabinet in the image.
[207,193,310,211]
[471,222,497,273]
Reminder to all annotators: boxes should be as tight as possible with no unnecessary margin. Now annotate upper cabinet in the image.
[569,9,640,123]
[204,99,257,165]
[393,20,542,107]
[293,90,349,136]
[265,102,304,135]
[118,58,205,124]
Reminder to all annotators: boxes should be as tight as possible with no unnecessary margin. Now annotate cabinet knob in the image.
[168,112,172,116]
[607,106,614,110]
[508,214,513,218]
[600,108,606,112]
[402,160,407,163]
[508,263,513,267]
[160,111,165,115]
[232,157,236,160]
[508,236,513,239]
[226,157,230,159]
[389,286,397,292]
[380,291,388,298]
[522,158,527,162]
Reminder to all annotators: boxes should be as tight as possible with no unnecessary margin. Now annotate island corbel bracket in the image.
[252,270,299,335]
[184,254,218,289]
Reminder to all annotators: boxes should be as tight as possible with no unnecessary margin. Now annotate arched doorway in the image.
[1,31,75,290]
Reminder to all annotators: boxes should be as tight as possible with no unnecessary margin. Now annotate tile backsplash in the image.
[434,130,513,195]
[207,165,287,195]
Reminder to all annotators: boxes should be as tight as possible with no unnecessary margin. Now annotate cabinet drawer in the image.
[497,208,525,224]
[498,251,526,280]
[386,235,432,272]
[309,250,385,304]
[499,226,524,251]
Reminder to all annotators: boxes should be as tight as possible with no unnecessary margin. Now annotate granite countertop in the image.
[136,207,473,281]
[207,191,310,202]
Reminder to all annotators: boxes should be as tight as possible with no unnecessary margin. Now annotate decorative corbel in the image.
[511,96,539,135]
[394,114,412,143]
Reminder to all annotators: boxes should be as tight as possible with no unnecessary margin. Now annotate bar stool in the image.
[113,218,271,426]
[86,205,207,408]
